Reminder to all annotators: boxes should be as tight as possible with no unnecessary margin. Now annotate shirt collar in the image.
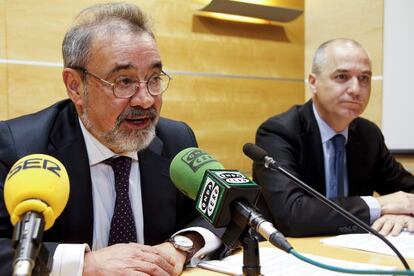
[78,118,138,166]
[312,103,348,144]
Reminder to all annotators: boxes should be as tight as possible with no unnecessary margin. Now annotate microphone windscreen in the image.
[243,143,268,162]
[170,147,224,200]
[4,154,70,230]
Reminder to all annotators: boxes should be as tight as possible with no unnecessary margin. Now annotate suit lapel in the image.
[139,137,177,245]
[48,103,94,246]
[299,101,326,194]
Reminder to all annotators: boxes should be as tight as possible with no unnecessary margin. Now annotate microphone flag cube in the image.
[196,169,260,227]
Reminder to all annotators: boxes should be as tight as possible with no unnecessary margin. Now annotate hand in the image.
[372,214,414,236]
[153,242,187,275]
[83,243,179,276]
[376,191,414,215]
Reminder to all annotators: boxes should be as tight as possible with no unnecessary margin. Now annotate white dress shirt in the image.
[79,120,145,249]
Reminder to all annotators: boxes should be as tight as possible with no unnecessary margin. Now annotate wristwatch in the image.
[169,235,195,263]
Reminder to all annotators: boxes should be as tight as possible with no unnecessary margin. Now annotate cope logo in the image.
[215,171,250,184]
[7,157,62,181]
[181,149,216,172]
[198,178,221,217]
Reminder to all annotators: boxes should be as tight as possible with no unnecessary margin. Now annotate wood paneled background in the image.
[0,0,304,174]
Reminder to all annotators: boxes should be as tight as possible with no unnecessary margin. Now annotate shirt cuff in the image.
[361,196,381,224]
[174,226,221,267]
[50,243,90,276]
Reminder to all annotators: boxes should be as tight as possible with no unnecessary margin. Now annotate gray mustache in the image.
[119,107,157,120]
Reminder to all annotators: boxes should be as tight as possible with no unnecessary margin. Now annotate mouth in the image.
[341,101,361,107]
[123,117,153,129]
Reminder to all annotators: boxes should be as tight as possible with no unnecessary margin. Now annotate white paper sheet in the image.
[198,247,395,275]
[321,231,414,259]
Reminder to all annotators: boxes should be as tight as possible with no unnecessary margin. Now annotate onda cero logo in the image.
[199,178,220,217]
[181,149,216,172]
[216,171,250,184]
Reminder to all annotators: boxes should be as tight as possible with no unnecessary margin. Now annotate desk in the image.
[183,236,414,275]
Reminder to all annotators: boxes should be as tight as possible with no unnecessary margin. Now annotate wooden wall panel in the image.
[0,0,7,120]
[3,0,304,174]
[7,65,66,118]
[163,75,304,172]
[5,0,304,77]
[304,0,383,125]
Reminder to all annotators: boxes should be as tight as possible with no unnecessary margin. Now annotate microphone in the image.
[170,147,292,253]
[242,142,411,270]
[4,154,70,276]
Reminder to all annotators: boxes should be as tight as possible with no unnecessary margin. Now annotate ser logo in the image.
[7,157,62,181]
[181,149,216,172]
[199,178,220,217]
[216,171,250,184]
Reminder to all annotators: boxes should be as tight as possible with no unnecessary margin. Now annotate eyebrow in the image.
[105,61,163,79]
[334,69,372,76]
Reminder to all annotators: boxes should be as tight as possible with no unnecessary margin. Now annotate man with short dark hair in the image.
[254,38,414,237]
[0,3,221,275]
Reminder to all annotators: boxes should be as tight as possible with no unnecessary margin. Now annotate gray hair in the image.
[62,2,154,68]
[311,38,367,75]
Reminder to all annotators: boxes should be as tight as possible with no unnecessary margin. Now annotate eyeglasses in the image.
[75,67,171,98]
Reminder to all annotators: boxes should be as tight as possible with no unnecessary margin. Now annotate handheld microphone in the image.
[4,154,70,276]
[242,142,411,270]
[170,147,292,253]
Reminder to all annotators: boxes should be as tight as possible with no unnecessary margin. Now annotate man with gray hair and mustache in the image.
[0,3,222,275]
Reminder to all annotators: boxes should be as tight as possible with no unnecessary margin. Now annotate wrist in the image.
[168,235,195,264]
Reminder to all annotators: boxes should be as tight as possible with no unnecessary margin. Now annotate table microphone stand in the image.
[241,228,262,276]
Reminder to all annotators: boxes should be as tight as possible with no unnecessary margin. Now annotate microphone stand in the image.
[219,202,263,276]
[12,211,52,276]
[241,229,261,276]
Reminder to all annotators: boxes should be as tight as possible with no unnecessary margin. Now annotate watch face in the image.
[174,235,193,247]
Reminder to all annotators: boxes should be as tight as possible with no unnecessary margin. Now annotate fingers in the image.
[128,244,176,275]
[83,243,178,276]
[390,221,404,236]
[371,216,384,232]
[372,215,414,237]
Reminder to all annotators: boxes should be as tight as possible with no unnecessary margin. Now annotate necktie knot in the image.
[104,156,132,193]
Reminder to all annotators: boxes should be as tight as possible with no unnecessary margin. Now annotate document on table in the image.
[321,231,414,259]
[197,247,395,275]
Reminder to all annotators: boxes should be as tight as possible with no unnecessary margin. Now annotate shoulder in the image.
[258,102,311,137]
[155,117,198,153]
[1,99,73,136]
[0,100,74,159]
[350,117,383,138]
[156,117,194,136]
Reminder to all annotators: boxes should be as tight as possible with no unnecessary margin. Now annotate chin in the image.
[107,125,156,153]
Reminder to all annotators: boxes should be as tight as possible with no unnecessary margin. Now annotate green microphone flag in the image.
[170,147,260,227]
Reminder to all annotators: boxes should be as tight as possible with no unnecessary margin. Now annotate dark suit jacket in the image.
[253,100,414,237]
[0,99,203,274]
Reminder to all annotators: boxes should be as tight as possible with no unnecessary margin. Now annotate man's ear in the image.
[62,68,83,105]
[308,73,318,95]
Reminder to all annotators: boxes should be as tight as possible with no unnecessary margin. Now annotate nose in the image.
[129,82,155,109]
[346,77,360,96]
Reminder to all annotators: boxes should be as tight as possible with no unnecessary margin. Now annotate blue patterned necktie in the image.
[331,134,346,197]
[104,156,137,245]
